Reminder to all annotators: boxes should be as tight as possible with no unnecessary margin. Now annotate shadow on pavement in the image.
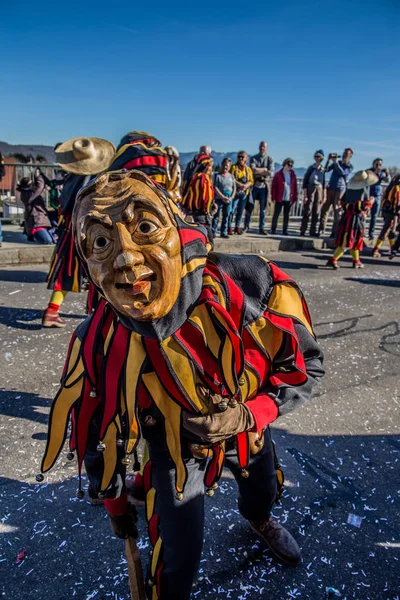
[0,431,399,599]
[0,389,52,426]
[0,306,84,330]
[0,269,48,284]
[272,258,319,270]
[313,314,400,355]
[345,277,400,288]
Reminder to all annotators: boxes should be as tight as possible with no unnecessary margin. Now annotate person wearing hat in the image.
[319,148,354,237]
[42,136,115,328]
[109,131,182,201]
[300,150,326,237]
[326,169,379,269]
[38,157,324,599]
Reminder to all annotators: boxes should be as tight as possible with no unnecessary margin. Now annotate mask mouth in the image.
[115,271,156,298]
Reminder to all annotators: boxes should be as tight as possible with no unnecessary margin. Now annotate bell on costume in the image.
[206,483,219,497]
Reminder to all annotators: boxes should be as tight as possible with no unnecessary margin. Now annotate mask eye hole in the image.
[93,236,110,250]
[138,220,158,235]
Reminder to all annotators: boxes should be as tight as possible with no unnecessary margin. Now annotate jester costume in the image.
[39,166,323,599]
[46,174,90,293]
[373,175,400,258]
[109,131,181,198]
[327,171,378,269]
[180,154,215,242]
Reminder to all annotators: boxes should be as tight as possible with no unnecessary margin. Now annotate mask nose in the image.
[113,251,144,271]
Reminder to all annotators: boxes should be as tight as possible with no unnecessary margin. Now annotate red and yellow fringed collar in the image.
[41,256,314,496]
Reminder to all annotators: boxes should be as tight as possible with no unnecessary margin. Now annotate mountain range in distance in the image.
[0,141,307,176]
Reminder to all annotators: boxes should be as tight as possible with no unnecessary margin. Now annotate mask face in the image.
[76,176,182,321]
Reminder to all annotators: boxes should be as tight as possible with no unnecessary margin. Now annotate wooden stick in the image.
[125,537,146,600]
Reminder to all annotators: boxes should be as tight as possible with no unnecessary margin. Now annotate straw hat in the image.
[55,137,116,175]
[347,169,379,190]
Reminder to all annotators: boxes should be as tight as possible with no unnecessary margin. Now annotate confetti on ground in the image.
[347,514,363,528]
[15,549,27,564]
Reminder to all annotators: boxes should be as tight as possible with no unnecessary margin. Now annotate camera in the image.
[329,153,341,159]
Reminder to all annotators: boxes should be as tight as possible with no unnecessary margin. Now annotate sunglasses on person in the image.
[286,162,294,167]
[238,155,246,159]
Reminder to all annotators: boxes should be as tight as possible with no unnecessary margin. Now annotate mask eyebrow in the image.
[78,211,113,243]
[124,195,170,226]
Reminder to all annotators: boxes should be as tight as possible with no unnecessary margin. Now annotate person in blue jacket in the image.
[319,148,354,237]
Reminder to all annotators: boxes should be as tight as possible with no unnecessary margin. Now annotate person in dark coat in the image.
[17,171,54,244]
[326,170,379,269]
[300,150,326,236]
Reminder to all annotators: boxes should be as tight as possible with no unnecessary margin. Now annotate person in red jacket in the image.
[270,158,298,235]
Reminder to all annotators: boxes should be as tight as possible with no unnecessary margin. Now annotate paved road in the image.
[0,249,399,600]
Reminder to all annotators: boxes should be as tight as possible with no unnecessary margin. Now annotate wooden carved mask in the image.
[74,170,182,322]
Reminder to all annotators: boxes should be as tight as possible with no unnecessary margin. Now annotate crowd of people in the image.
[6,139,400,270]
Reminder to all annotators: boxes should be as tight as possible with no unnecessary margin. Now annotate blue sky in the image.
[1,0,399,169]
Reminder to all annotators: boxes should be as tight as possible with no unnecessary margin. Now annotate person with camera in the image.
[300,150,326,237]
[319,148,354,237]
[368,158,391,240]
[245,141,274,234]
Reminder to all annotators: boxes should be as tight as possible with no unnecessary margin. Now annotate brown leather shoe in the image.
[250,517,301,566]
[42,308,66,328]
[235,227,243,235]
[228,228,234,235]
